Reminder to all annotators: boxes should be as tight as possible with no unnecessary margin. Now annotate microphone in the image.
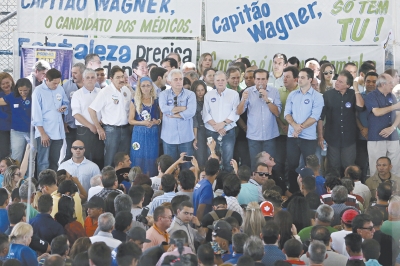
[258,85,263,98]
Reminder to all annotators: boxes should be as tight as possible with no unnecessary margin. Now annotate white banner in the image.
[14,33,197,80]
[18,0,201,37]
[201,41,385,73]
[205,0,392,45]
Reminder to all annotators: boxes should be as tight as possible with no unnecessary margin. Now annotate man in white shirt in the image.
[88,175,103,201]
[89,66,131,167]
[345,165,371,208]
[203,71,240,172]
[58,140,101,193]
[90,212,122,249]
[150,155,174,191]
[71,68,104,169]
[268,53,287,89]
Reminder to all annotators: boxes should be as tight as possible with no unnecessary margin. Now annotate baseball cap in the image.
[126,227,151,243]
[84,196,105,209]
[341,209,359,224]
[296,167,315,177]
[208,220,232,242]
[260,201,274,217]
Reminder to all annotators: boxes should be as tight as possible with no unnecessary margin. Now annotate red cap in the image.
[341,209,359,224]
[260,201,274,217]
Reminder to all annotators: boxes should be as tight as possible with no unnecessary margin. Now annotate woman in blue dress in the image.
[128,77,161,177]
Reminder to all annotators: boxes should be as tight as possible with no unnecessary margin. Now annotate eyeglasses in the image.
[255,172,269,177]
[174,96,178,106]
[72,146,85,150]
[323,71,333,75]
[182,211,194,216]
[360,226,374,231]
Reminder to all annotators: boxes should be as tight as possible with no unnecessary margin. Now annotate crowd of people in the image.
[0,51,400,266]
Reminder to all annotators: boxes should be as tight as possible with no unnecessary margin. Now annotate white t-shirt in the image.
[331,230,352,255]
[150,176,162,191]
[71,87,101,126]
[89,83,131,126]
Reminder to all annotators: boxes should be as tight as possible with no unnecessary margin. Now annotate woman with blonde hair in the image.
[242,201,266,238]
[0,72,15,160]
[7,222,47,265]
[128,77,161,177]
[318,63,336,93]
[197,53,213,78]
[2,165,22,195]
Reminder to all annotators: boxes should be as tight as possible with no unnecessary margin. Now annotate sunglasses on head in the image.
[323,71,333,75]
[72,146,84,150]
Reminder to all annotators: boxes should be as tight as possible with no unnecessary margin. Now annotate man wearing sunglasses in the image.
[58,140,101,193]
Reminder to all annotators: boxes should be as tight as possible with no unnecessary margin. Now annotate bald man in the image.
[58,140,101,192]
[381,199,400,243]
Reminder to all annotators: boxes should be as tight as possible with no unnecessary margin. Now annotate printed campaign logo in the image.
[304,99,310,104]
[345,102,351,108]
[211,97,216,102]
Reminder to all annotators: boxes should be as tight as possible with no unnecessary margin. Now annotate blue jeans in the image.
[10,130,29,163]
[248,138,276,171]
[36,137,63,174]
[286,137,317,193]
[206,128,236,172]
[162,140,193,169]
[103,125,131,167]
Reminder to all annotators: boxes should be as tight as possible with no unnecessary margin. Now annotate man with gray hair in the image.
[159,69,196,164]
[89,212,122,249]
[182,62,196,74]
[381,199,400,243]
[331,185,358,226]
[301,227,347,266]
[305,241,327,266]
[365,73,400,176]
[226,233,249,264]
[26,59,51,88]
[298,204,337,242]
[243,236,265,265]
[88,174,103,201]
[19,181,38,219]
[63,62,86,161]
[203,70,240,172]
[184,70,199,84]
[114,194,133,214]
[71,68,104,169]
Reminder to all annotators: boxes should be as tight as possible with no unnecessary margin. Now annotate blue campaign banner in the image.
[21,47,73,82]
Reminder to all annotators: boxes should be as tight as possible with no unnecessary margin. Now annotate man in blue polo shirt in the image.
[32,68,69,174]
[193,158,219,221]
[284,68,324,193]
[365,73,400,176]
[237,69,281,171]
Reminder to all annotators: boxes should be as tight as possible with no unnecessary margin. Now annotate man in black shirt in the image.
[318,70,364,175]
[200,196,242,242]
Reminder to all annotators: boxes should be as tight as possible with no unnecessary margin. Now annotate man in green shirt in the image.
[19,181,38,220]
[275,66,299,177]
[226,67,242,92]
[298,204,337,242]
[381,200,400,243]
